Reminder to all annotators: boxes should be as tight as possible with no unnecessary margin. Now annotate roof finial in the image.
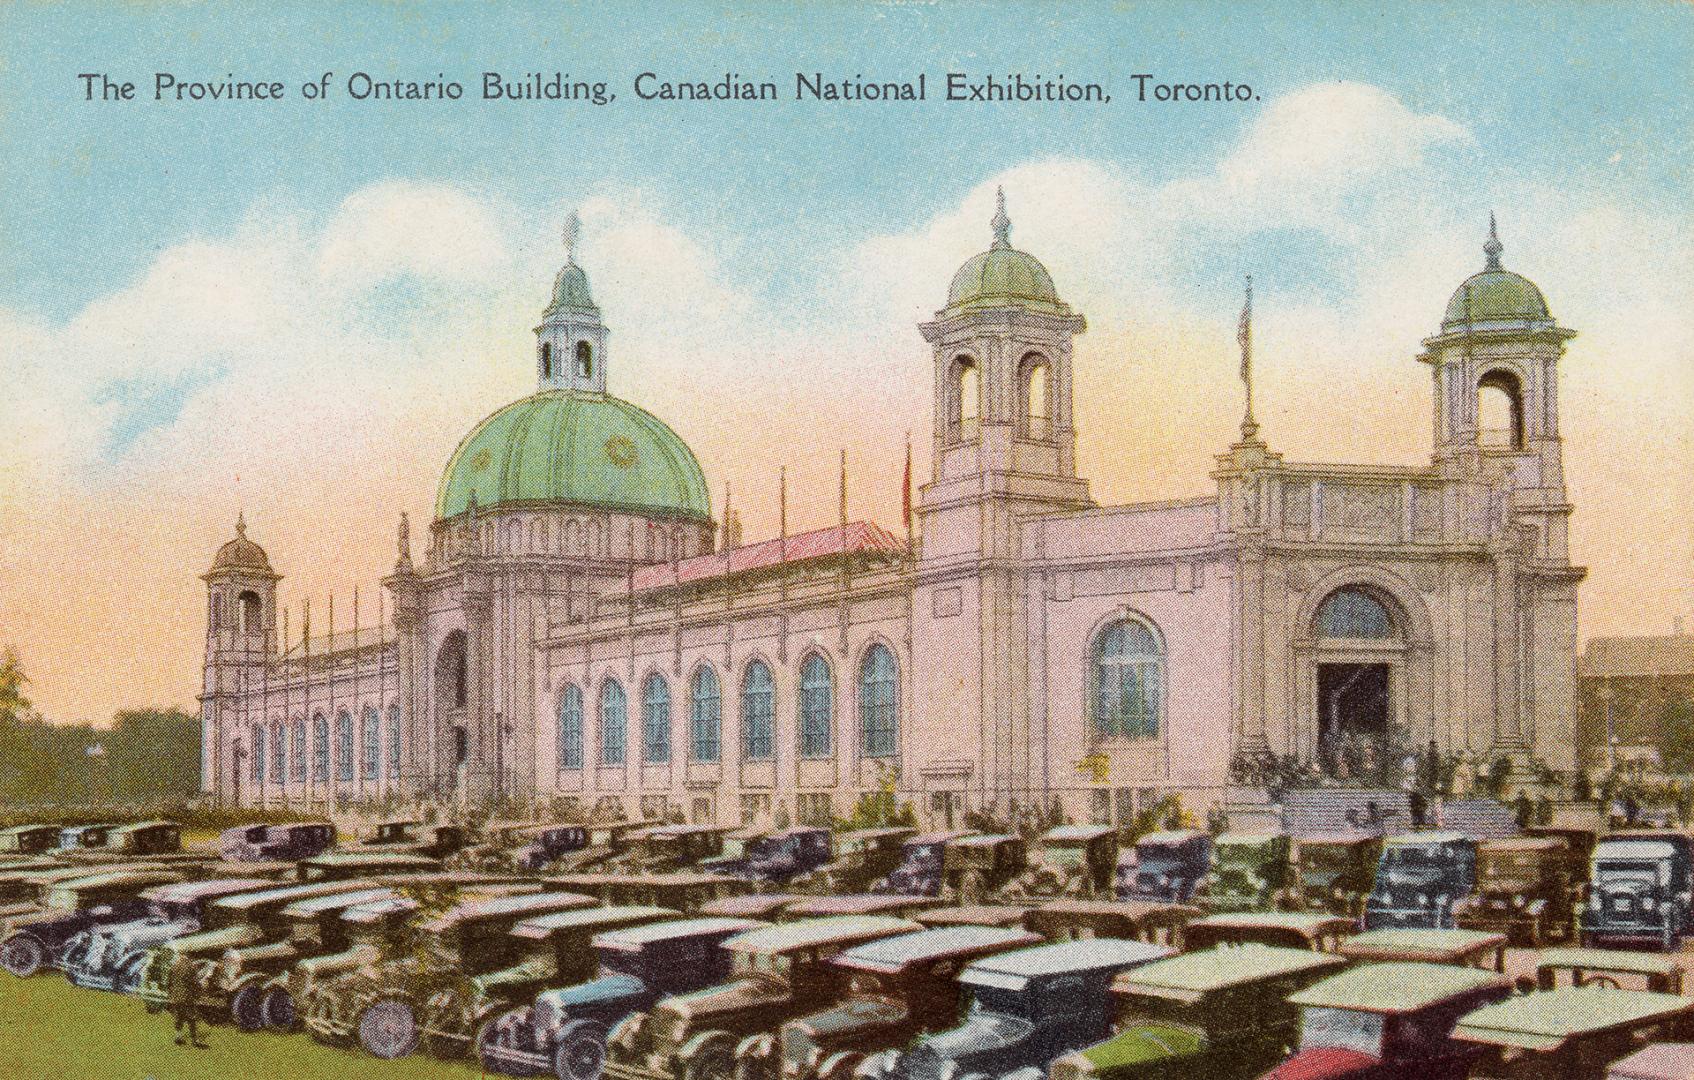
[1483,211,1503,271]
[990,186,1011,249]
[235,510,247,538]
[563,210,581,266]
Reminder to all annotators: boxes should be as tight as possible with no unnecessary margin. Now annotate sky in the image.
[1,1,1690,725]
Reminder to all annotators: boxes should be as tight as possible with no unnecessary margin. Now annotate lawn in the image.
[0,976,485,1080]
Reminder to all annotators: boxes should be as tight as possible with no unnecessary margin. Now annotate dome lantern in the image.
[209,511,273,573]
[536,210,609,393]
[941,188,1072,319]
[1440,214,1554,331]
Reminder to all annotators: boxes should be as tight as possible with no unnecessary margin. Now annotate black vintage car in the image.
[0,868,184,977]
[480,915,764,1077]
[516,825,592,872]
[1282,832,1383,917]
[701,827,833,885]
[0,825,59,860]
[1117,831,1213,903]
[219,822,337,862]
[870,831,978,896]
[60,876,276,992]
[790,827,916,895]
[359,819,467,860]
[1581,831,1694,950]
[1453,835,1583,946]
[1363,831,1478,930]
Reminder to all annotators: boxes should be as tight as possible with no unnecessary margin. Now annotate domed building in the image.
[200,199,1584,829]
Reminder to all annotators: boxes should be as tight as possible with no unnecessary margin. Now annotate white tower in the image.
[535,211,609,393]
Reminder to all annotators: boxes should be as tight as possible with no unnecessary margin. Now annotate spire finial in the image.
[562,211,581,266]
[990,186,1011,249]
[1483,211,1503,271]
[235,510,247,538]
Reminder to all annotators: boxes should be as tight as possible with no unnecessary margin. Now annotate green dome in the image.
[435,390,711,522]
[1442,269,1551,328]
[547,262,598,316]
[942,188,1071,318]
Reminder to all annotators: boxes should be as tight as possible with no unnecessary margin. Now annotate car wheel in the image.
[680,1032,735,1080]
[231,983,268,1031]
[1,936,45,978]
[262,987,298,1031]
[553,1020,608,1080]
[114,955,148,996]
[359,997,420,1059]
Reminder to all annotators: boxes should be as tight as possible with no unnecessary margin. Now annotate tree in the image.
[1658,697,1694,774]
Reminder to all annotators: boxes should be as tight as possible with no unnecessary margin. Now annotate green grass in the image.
[0,976,485,1079]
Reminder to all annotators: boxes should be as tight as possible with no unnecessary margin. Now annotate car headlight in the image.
[221,952,241,983]
[1645,897,1658,911]
[1437,894,1451,909]
[1513,893,1527,908]
[1418,892,1431,907]
[1589,895,1603,912]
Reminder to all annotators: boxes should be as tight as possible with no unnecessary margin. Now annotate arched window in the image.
[385,705,401,780]
[576,340,593,379]
[270,720,285,782]
[336,709,354,781]
[436,631,468,712]
[540,341,552,380]
[1316,588,1396,639]
[859,644,900,758]
[599,679,627,766]
[642,674,672,764]
[251,724,265,784]
[1022,356,1051,440]
[312,713,329,779]
[741,661,775,762]
[1477,369,1525,449]
[691,666,722,763]
[291,718,307,782]
[949,356,980,443]
[798,654,833,759]
[361,706,380,780]
[558,685,584,770]
[1092,618,1163,739]
[239,591,262,634]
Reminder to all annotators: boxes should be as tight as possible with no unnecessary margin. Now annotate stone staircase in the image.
[1437,798,1521,840]
[1279,789,1413,836]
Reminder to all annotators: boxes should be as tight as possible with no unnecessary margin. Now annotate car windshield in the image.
[1044,846,1086,868]
[1218,845,1267,867]
[1479,852,1541,878]
[1383,846,1449,869]
[733,950,793,978]
[1299,1007,1384,1057]
[968,986,1035,1021]
[1119,994,1204,1028]
[1595,859,1662,882]
[1302,845,1354,869]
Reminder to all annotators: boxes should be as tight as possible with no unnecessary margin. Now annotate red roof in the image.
[631,521,907,592]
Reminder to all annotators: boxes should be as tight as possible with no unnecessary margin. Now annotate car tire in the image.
[262,987,298,1031]
[1,936,45,978]
[680,1031,735,1080]
[231,984,267,1032]
[359,997,420,1059]
[553,1020,608,1080]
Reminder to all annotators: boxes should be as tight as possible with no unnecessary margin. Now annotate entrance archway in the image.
[1311,587,1401,777]
[435,630,468,790]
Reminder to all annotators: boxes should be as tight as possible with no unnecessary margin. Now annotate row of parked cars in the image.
[2,814,1694,1080]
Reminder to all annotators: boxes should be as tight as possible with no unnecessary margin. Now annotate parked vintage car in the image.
[1580,831,1694,950]
[1196,833,1292,913]
[1180,912,1355,952]
[218,821,337,862]
[700,826,834,886]
[1525,826,1597,869]
[869,831,978,896]
[1049,943,1350,1080]
[452,822,592,873]
[859,937,1177,1080]
[1338,927,1509,972]
[323,890,602,1059]
[359,819,467,859]
[546,872,750,912]
[551,821,667,875]
[790,827,915,894]
[601,915,923,1080]
[515,825,593,872]
[295,850,445,881]
[1024,899,1200,946]
[0,825,59,859]
[1533,947,1685,994]
[0,868,184,977]
[133,878,388,1014]
[1453,985,1694,1080]
[759,925,1043,1080]
[55,823,118,851]
[479,915,763,1078]
[1453,835,1581,946]
[612,825,740,873]
[1609,1044,1694,1080]
[1364,832,1479,930]
[60,876,275,991]
[0,863,159,924]
[1118,831,1213,904]
[1283,832,1383,917]
[54,820,185,863]
[942,833,1026,903]
[1001,826,1120,901]
[1259,962,1513,1080]
[915,904,1033,930]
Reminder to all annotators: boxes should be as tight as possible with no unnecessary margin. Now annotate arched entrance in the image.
[1310,586,1402,777]
[434,630,468,792]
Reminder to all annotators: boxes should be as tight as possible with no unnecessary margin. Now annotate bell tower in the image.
[535,211,609,394]
[199,513,279,803]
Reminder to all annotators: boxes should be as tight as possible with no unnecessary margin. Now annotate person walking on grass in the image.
[168,949,207,1049]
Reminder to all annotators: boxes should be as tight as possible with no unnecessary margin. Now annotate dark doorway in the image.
[1318,663,1390,775]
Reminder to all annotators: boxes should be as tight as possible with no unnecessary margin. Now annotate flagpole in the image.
[1238,274,1259,441]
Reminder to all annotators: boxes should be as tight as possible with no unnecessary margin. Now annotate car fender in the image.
[736,1031,776,1062]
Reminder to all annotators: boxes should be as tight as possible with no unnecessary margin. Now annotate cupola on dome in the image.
[943,189,1071,318]
[1442,215,1553,329]
[210,514,272,572]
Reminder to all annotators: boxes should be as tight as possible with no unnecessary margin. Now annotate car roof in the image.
[140,878,273,903]
[835,926,1042,973]
[723,916,921,955]
[1479,837,1566,852]
[783,894,937,916]
[1215,832,1285,846]
[1290,962,1506,1012]
[1536,947,1683,976]
[1596,840,1681,860]
[916,905,1032,928]
[213,878,380,911]
[1453,987,1694,1051]
[594,916,764,950]
[547,871,727,886]
[960,938,1175,990]
[303,851,442,868]
[1117,944,1348,999]
[838,827,918,841]
[1045,825,1116,842]
[642,824,737,837]
[1137,830,1207,845]
[907,830,978,846]
[511,904,675,939]
[372,818,424,829]
[1188,912,1354,934]
[1384,831,1470,846]
[952,833,1018,848]
[1296,832,1379,846]
[766,826,830,839]
[111,820,177,833]
[421,890,597,931]
[1608,1043,1694,1080]
[280,887,396,917]
[53,868,181,890]
[1339,928,1505,959]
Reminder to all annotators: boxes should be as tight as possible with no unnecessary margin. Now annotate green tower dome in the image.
[547,263,598,316]
[1441,215,1552,329]
[435,390,711,522]
[943,189,1071,318]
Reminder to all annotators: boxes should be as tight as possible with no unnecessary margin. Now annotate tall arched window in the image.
[599,679,627,766]
[741,661,775,762]
[270,720,285,782]
[859,644,900,758]
[291,718,307,782]
[312,713,329,779]
[251,724,265,784]
[1092,618,1164,739]
[1316,588,1396,639]
[642,674,672,764]
[1477,369,1525,449]
[336,709,354,781]
[1022,356,1051,439]
[386,704,401,781]
[558,685,584,770]
[949,357,981,443]
[576,340,593,379]
[798,654,833,759]
[540,341,552,380]
[690,666,722,763]
[361,706,380,780]
[239,591,263,634]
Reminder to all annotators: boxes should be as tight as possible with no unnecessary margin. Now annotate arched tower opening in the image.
[1477,368,1525,450]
